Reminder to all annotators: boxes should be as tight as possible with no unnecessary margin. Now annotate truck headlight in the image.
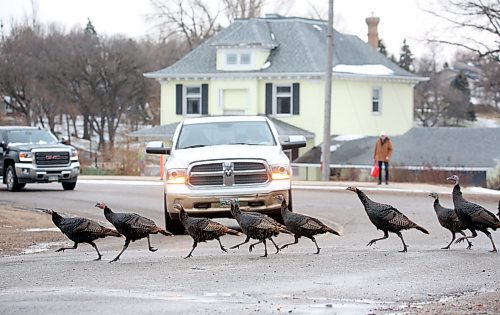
[19,151,33,162]
[70,148,79,161]
[270,165,291,180]
[166,169,187,184]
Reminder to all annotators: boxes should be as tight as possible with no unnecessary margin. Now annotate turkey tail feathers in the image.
[225,228,241,236]
[158,228,174,236]
[325,226,341,236]
[414,225,429,235]
[105,228,122,237]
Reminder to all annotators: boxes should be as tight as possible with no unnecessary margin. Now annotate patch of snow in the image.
[25,228,60,232]
[471,117,500,128]
[261,61,271,69]
[333,64,394,76]
[330,144,340,152]
[22,241,65,254]
[333,134,366,141]
[312,25,322,31]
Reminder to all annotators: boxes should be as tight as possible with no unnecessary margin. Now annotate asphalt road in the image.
[0,178,499,314]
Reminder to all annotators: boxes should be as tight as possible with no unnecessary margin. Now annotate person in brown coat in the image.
[373,131,393,185]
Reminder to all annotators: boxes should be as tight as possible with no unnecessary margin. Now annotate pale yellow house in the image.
[145,15,426,149]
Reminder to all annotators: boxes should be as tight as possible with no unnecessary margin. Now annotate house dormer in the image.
[211,18,278,71]
[216,46,272,71]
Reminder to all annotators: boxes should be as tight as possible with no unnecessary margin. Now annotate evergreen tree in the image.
[85,18,97,36]
[398,39,414,72]
[451,71,476,122]
[377,39,387,57]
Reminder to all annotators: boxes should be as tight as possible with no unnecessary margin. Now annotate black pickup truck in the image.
[0,126,80,191]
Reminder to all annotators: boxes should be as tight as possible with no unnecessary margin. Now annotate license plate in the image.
[219,198,237,208]
[48,175,59,181]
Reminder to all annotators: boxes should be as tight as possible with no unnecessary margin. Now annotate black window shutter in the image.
[201,84,208,115]
[176,84,183,115]
[292,83,300,115]
[265,83,273,115]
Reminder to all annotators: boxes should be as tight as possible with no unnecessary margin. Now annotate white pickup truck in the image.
[146,115,306,234]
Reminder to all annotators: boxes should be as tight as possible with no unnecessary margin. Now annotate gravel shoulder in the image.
[0,207,65,256]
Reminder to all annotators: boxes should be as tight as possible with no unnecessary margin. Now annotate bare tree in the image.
[477,57,500,109]
[425,0,500,60]
[0,25,42,125]
[415,74,448,127]
[222,0,265,21]
[149,0,221,50]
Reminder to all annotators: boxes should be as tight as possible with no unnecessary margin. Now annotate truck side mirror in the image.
[281,135,307,150]
[59,137,70,145]
[146,142,171,155]
[146,147,171,155]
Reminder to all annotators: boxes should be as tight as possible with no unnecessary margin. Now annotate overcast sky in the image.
[0,0,461,62]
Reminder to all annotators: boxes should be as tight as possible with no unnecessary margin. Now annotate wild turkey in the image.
[229,199,291,257]
[274,195,341,254]
[95,202,173,262]
[38,208,121,260]
[428,192,472,249]
[446,175,500,252]
[174,203,241,258]
[497,200,500,218]
[346,186,429,252]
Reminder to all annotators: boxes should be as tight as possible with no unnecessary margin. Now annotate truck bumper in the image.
[165,180,290,219]
[15,161,80,184]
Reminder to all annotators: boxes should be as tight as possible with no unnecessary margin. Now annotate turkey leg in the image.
[366,230,389,247]
[184,241,198,259]
[230,236,250,249]
[88,241,102,261]
[110,239,130,263]
[147,235,157,252]
[56,242,78,252]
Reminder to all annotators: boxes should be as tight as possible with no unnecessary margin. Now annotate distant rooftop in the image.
[295,127,500,170]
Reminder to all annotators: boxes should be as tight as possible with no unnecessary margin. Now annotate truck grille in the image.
[35,152,70,166]
[188,160,269,187]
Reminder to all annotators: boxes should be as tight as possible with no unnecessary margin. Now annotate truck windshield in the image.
[7,129,59,145]
[177,121,276,149]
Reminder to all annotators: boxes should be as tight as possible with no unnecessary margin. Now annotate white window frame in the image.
[273,84,293,116]
[240,53,251,65]
[184,85,202,116]
[371,87,382,115]
[226,53,237,65]
[222,50,254,69]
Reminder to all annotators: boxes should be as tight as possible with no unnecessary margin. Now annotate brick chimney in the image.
[365,14,380,50]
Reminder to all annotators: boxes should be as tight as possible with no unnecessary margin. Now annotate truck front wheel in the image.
[6,165,23,192]
[62,181,77,190]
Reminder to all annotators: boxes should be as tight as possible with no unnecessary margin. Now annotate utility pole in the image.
[322,0,334,181]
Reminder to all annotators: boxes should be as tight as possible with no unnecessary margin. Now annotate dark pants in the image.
[377,161,389,184]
